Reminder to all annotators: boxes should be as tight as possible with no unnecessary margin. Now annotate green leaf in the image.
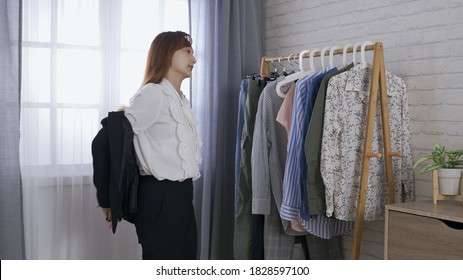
[413,155,434,169]
[433,143,442,151]
[415,145,463,172]
[448,160,463,168]
[419,163,441,174]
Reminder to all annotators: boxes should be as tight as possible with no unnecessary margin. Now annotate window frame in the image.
[21,0,190,183]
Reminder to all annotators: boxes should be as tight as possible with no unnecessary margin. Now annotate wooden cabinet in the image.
[384,200,463,259]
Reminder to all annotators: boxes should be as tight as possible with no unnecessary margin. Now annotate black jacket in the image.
[91,111,139,233]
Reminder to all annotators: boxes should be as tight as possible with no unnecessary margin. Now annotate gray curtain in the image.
[0,0,25,259]
[190,0,264,259]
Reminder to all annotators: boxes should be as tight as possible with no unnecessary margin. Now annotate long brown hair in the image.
[142,31,193,86]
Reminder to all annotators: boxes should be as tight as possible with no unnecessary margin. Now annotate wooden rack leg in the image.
[433,170,439,204]
[260,57,270,77]
[351,42,396,260]
[378,44,396,206]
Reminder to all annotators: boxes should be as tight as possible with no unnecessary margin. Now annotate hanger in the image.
[287,54,296,74]
[329,45,340,68]
[267,58,277,80]
[272,58,280,79]
[320,46,330,69]
[308,48,319,70]
[292,54,300,72]
[342,43,353,66]
[278,57,288,76]
[275,50,308,97]
[352,41,362,65]
[276,49,318,98]
[360,41,374,69]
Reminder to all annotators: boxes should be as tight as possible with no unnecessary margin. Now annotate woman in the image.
[124,31,201,260]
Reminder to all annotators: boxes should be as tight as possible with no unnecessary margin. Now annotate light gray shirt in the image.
[251,79,301,259]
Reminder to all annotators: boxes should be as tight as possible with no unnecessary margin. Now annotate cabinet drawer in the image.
[387,210,463,259]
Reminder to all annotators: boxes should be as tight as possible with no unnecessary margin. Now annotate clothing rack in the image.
[260,42,403,260]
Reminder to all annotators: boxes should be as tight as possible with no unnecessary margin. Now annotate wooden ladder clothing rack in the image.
[260,42,403,260]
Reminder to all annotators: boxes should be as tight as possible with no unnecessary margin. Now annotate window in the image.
[21,0,190,182]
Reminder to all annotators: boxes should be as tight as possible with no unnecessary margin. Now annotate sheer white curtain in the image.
[20,0,190,259]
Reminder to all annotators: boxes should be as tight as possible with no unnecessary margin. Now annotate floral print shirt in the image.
[320,64,414,222]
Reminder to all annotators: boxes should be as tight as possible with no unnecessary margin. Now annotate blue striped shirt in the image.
[298,214,355,239]
[281,72,316,221]
[281,68,355,239]
[282,69,334,220]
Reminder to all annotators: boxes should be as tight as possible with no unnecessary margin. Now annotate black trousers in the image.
[134,176,197,260]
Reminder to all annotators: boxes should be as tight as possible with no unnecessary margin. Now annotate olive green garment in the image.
[305,63,354,215]
[234,79,266,260]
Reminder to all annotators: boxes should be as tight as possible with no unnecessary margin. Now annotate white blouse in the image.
[125,79,201,181]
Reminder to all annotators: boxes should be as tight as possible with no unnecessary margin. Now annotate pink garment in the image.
[291,218,307,233]
[276,84,296,140]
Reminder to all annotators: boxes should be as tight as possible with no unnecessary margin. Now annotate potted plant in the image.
[413,144,463,195]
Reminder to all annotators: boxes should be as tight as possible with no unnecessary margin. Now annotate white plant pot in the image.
[438,168,462,195]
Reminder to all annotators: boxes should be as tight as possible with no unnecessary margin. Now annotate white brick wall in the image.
[264,0,463,260]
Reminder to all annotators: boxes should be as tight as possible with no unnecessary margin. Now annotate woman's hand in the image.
[101,207,112,229]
